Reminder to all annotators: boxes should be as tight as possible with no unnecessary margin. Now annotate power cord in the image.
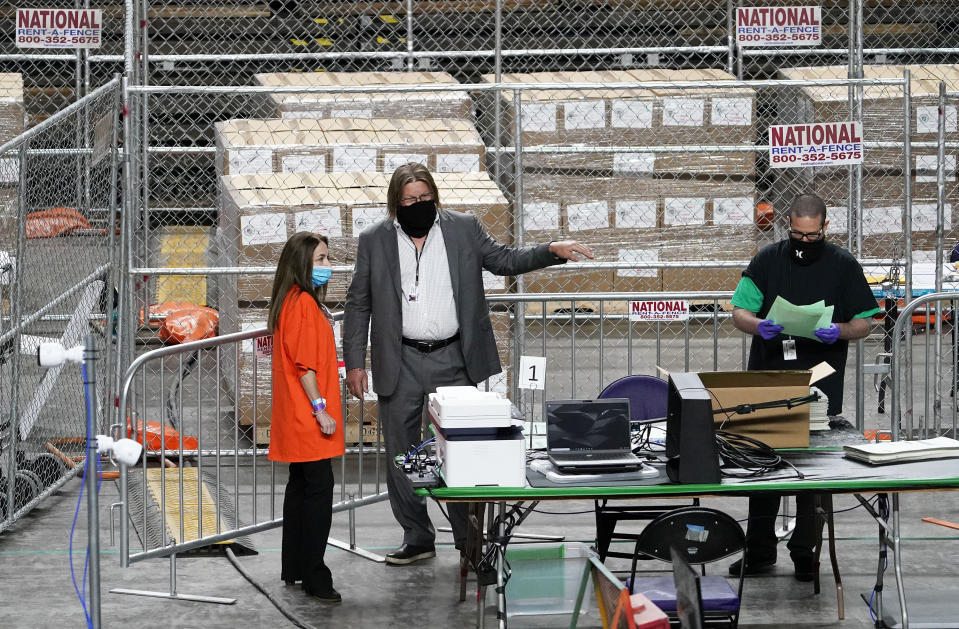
[224,547,319,629]
[715,430,805,479]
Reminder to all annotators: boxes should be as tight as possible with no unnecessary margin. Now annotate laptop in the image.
[546,399,642,472]
[670,545,705,629]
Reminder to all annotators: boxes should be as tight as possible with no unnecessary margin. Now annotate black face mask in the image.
[397,199,436,238]
[789,236,825,266]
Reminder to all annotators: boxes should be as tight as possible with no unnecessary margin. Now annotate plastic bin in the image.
[504,542,593,618]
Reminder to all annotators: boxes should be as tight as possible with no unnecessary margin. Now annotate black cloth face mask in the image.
[789,236,825,266]
[397,199,436,238]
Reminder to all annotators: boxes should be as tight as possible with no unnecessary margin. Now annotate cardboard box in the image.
[699,370,812,448]
[214,117,486,177]
[775,64,959,171]
[479,68,756,177]
[254,71,473,121]
[770,167,958,259]
[519,174,765,298]
[0,74,25,188]
[215,171,512,313]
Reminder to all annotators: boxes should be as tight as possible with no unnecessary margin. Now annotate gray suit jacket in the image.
[343,210,563,397]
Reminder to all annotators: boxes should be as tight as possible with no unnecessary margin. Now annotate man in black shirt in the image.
[727,193,879,581]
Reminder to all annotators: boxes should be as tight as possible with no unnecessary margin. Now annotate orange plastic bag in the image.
[25,207,92,239]
[158,305,219,344]
[140,301,202,327]
[127,419,199,453]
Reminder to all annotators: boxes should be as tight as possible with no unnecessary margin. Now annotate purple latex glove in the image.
[757,319,784,340]
[815,323,840,344]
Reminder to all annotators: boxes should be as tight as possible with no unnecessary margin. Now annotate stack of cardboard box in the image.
[479,69,766,305]
[214,117,486,177]
[216,171,514,444]
[773,65,959,257]
[254,71,473,121]
[0,74,25,254]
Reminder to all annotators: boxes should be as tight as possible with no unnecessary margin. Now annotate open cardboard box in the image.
[696,362,834,448]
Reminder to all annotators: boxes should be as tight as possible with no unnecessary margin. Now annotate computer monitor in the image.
[665,372,721,484]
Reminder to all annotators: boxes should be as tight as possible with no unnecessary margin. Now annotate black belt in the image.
[401,332,460,353]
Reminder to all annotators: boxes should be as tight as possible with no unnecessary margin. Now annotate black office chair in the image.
[627,506,746,629]
[594,374,698,561]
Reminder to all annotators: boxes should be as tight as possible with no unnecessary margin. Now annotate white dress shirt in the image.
[395,217,459,340]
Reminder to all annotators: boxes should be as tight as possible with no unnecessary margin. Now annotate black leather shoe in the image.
[728,556,776,576]
[793,557,818,582]
[283,578,298,586]
[304,587,342,603]
[385,543,436,565]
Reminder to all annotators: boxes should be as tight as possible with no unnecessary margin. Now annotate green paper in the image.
[767,296,834,341]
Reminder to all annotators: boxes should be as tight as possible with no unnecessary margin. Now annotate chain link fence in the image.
[0,77,120,531]
[0,0,955,531]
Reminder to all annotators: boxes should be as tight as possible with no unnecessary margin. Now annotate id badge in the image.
[782,339,797,361]
[407,284,419,302]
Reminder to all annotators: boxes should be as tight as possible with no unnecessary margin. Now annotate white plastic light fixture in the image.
[95,436,143,467]
[38,342,85,367]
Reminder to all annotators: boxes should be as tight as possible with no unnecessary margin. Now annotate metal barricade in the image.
[890,292,959,440]
[115,321,388,602]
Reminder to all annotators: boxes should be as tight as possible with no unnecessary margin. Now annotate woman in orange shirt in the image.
[267,231,344,603]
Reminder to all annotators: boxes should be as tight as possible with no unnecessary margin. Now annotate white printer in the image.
[428,386,526,487]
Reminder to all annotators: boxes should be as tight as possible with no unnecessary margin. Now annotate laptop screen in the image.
[545,399,631,453]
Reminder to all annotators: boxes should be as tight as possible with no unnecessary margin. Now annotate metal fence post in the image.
[511,88,525,404]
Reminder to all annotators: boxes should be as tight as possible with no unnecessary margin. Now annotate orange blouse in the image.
[268,286,344,463]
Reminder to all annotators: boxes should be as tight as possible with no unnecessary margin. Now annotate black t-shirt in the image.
[743,240,878,415]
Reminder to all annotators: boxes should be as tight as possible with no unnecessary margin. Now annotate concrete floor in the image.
[2,468,958,629]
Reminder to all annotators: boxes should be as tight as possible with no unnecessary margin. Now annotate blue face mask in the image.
[312,266,331,287]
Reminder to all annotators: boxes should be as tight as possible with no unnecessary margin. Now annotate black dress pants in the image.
[744,493,824,563]
[282,459,335,592]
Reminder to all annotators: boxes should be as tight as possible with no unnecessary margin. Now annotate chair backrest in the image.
[634,506,745,565]
[598,375,668,423]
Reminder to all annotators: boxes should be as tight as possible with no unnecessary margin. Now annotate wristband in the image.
[311,397,326,412]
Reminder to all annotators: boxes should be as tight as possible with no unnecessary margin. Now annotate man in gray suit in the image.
[343,163,593,565]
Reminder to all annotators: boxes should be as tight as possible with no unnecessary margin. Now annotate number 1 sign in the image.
[519,355,547,391]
